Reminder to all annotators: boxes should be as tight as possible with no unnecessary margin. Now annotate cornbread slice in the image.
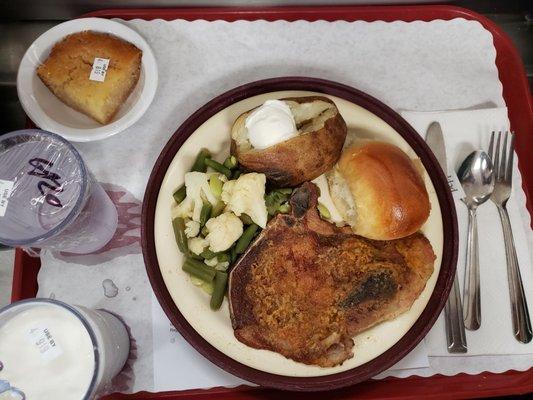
[37,31,142,124]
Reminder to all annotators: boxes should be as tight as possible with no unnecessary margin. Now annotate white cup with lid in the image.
[0,299,130,399]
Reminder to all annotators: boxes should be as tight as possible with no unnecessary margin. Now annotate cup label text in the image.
[26,324,63,362]
[0,179,14,217]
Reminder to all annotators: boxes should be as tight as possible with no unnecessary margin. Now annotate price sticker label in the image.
[89,57,110,82]
[0,179,14,217]
[26,324,63,362]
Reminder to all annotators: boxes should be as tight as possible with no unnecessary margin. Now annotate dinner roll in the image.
[327,141,430,240]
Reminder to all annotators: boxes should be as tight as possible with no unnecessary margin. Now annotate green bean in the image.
[239,213,254,225]
[317,203,331,219]
[232,169,242,180]
[200,249,229,263]
[210,200,226,218]
[200,249,217,260]
[278,203,291,214]
[189,251,203,261]
[210,271,228,310]
[209,175,224,198]
[201,226,209,237]
[235,223,259,254]
[182,258,216,282]
[217,252,229,263]
[199,202,212,227]
[173,185,186,204]
[204,158,232,179]
[172,218,188,253]
[191,149,211,173]
[230,246,237,263]
[223,155,238,170]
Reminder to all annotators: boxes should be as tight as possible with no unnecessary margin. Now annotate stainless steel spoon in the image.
[458,151,494,330]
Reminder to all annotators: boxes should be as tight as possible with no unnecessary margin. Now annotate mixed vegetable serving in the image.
[171,150,295,310]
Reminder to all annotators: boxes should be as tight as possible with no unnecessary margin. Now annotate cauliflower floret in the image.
[215,261,230,271]
[205,257,229,270]
[221,180,236,205]
[184,220,200,238]
[221,173,268,228]
[217,173,228,183]
[204,257,218,267]
[205,212,243,252]
[173,172,218,222]
[188,237,209,255]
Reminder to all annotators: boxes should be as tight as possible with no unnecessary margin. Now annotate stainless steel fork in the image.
[489,131,532,343]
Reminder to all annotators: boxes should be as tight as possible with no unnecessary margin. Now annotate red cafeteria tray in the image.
[11,4,533,399]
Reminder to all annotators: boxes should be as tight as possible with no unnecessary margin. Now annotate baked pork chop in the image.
[228,182,435,367]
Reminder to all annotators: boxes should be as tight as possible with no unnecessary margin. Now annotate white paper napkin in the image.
[151,292,429,391]
[401,107,533,356]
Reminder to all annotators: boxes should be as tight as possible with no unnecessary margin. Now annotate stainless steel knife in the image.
[426,121,467,353]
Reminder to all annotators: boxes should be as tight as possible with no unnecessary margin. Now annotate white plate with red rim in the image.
[17,17,158,142]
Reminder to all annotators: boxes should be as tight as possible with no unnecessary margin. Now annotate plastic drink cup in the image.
[0,129,117,254]
[0,299,130,400]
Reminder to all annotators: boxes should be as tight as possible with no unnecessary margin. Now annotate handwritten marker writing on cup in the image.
[0,129,117,254]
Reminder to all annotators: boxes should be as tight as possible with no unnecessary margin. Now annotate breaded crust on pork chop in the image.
[229,182,435,367]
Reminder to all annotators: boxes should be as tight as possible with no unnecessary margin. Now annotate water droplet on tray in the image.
[125,286,131,292]
[102,279,119,298]
[49,292,55,300]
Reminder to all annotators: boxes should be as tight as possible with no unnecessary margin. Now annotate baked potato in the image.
[230,96,347,187]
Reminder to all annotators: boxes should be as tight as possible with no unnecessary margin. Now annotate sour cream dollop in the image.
[245,100,297,149]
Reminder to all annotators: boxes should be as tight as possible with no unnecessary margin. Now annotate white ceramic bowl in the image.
[17,18,158,142]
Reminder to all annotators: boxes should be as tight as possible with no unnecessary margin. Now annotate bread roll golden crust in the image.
[332,141,430,240]
[37,31,142,124]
